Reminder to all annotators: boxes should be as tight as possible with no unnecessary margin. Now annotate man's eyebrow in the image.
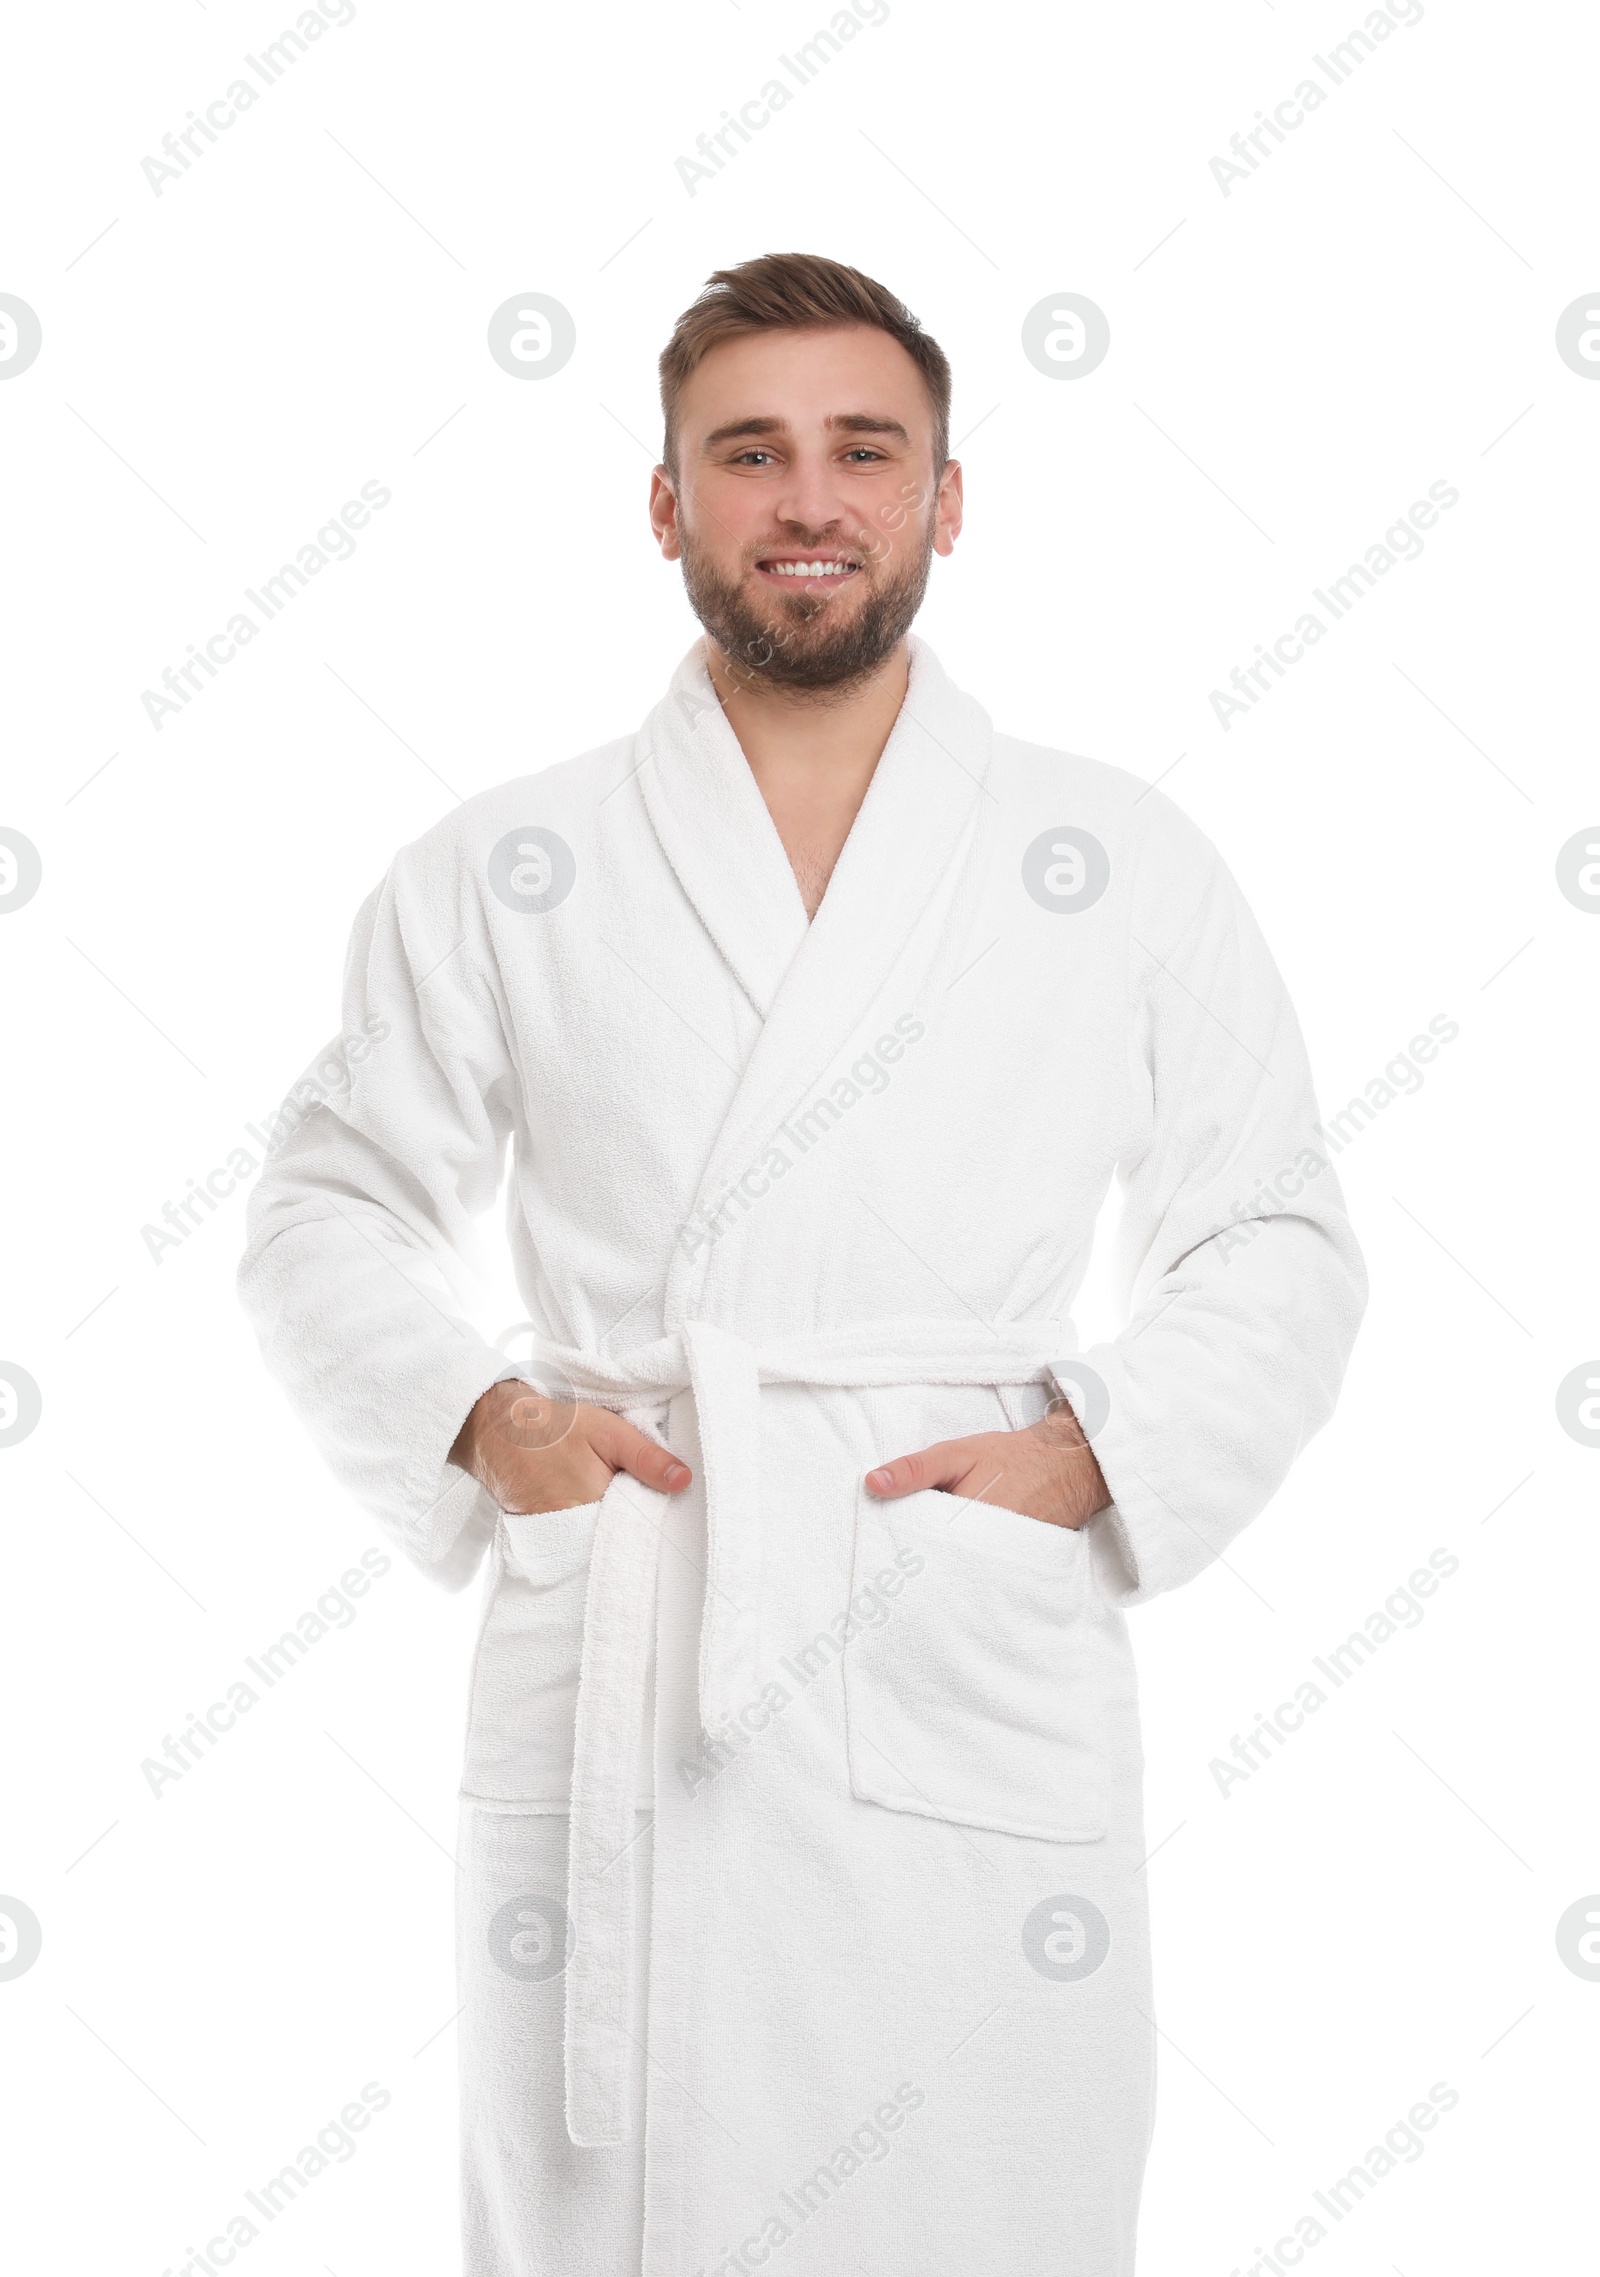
[829,412,911,444]
[698,411,912,450]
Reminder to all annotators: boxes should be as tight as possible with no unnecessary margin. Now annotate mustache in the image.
[744,541,868,564]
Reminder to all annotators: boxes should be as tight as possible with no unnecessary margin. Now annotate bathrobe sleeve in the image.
[237,847,522,1588]
[1056,794,1368,1606]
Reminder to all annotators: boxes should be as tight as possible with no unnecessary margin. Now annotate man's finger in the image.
[586,1407,693,1492]
[864,1441,969,1498]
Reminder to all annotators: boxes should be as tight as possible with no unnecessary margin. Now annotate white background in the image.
[1,0,1595,2270]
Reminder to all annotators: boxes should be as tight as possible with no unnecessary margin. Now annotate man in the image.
[239,252,1366,2275]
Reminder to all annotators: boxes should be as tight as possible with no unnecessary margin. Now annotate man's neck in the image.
[704,639,911,919]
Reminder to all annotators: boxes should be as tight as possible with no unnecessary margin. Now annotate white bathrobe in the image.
[238,633,1365,2277]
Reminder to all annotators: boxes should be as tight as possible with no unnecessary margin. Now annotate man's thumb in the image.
[587,1408,692,1493]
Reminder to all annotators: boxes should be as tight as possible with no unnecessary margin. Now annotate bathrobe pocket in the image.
[844,1487,1110,1843]
[461,1502,603,1810]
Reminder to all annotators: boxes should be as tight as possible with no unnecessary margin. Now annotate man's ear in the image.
[933,458,964,555]
[648,465,682,559]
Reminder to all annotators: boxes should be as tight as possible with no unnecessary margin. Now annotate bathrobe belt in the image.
[509,1316,1078,2150]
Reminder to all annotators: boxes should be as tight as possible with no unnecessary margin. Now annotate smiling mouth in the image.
[753,555,862,587]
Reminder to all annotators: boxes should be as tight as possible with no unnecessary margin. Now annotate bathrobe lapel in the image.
[637,634,1001,1323]
[634,660,811,1022]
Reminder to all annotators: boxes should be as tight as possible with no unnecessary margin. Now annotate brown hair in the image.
[658,252,951,481]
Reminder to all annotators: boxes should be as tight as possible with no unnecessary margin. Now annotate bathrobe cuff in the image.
[1047,1346,1236,1608]
[398,1343,525,1590]
[412,1358,570,1592]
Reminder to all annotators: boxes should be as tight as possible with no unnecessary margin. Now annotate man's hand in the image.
[449,1380,692,1515]
[864,1401,1111,1531]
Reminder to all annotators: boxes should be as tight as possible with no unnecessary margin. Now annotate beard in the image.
[676,514,936,696]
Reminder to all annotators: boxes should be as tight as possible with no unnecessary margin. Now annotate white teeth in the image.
[766,560,854,576]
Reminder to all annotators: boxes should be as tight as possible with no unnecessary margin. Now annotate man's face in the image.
[650,324,962,694]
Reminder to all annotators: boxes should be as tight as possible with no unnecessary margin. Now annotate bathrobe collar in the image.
[636,632,1001,1319]
[637,629,996,1017]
